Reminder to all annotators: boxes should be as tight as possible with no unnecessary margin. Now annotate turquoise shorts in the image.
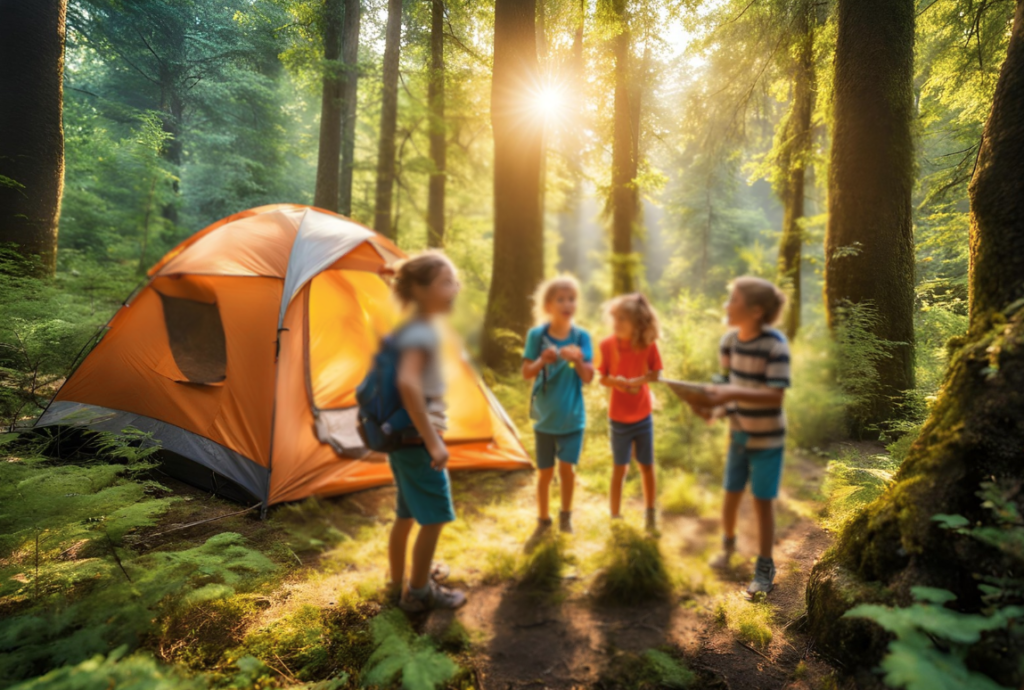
[389,446,456,525]
[724,431,784,500]
[534,429,584,470]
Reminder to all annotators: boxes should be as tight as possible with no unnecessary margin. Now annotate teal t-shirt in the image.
[523,324,593,435]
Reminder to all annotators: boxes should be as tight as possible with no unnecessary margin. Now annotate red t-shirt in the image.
[599,337,663,424]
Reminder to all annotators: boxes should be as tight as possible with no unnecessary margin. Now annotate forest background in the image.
[1,0,1023,688]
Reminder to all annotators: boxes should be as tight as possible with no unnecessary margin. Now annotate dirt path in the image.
[442,450,836,689]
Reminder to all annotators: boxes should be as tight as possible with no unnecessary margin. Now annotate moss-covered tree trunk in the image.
[338,0,361,217]
[777,1,815,341]
[373,0,402,239]
[823,0,916,430]
[0,0,67,276]
[807,2,1024,684]
[609,0,637,295]
[426,0,446,248]
[314,0,344,212]
[481,0,544,371]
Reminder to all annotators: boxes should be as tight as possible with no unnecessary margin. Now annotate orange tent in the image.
[37,204,530,510]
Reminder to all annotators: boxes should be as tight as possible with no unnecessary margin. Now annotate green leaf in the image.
[932,514,970,530]
[911,587,957,604]
[880,639,1012,690]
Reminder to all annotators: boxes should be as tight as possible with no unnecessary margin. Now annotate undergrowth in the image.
[593,523,672,605]
[714,593,774,649]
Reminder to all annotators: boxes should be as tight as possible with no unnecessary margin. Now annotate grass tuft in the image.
[592,522,672,605]
[714,592,774,648]
[598,648,697,689]
[519,534,570,591]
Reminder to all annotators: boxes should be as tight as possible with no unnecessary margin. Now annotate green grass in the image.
[592,522,673,605]
[714,592,774,649]
[819,447,899,533]
[598,648,698,689]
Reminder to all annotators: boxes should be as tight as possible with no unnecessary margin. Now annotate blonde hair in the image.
[605,293,661,349]
[532,274,581,324]
[732,275,786,326]
[391,250,456,306]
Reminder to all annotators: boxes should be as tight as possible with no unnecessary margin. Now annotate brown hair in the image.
[605,293,661,349]
[391,250,456,306]
[731,275,786,326]
[532,274,581,324]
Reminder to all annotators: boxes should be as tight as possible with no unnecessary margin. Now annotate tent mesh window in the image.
[158,293,227,383]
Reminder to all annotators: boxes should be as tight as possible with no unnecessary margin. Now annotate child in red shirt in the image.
[598,293,663,532]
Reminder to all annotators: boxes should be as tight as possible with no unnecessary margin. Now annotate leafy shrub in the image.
[360,610,458,690]
[819,449,899,533]
[593,522,672,605]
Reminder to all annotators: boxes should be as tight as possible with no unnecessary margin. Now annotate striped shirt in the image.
[719,328,791,449]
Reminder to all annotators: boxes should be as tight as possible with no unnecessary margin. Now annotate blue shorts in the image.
[610,415,654,467]
[535,430,584,470]
[723,431,784,499]
[389,445,456,525]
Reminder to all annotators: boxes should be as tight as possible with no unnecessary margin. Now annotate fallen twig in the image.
[132,503,261,544]
[736,639,772,661]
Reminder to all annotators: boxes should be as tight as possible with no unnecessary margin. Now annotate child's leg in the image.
[558,461,575,512]
[722,491,743,538]
[753,498,774,560]
[610,463,628,517]
[537,467,555,520]
[409,522,446,589]
[388,517,415,586]
[638,464,656,510]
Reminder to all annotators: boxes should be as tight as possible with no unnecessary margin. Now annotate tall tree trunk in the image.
[481,0,544,371]
[823,0,916,432]
[777,1,816,340]
[609,0,637,295]
[338,0,361,217]
[556,0,586,274]
[373,0,402,239]
[806,3,1024,685]
[0,0,67,276]
[426,0,446,247]
[314,0,344,212]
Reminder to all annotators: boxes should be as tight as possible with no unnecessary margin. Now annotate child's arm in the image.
[559,345,594,384]
[522,347,559,380]
[397,349,448,470]
[600,374,633,392]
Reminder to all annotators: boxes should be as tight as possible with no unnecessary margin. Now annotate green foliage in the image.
[599,648,697,689]
[519,534,571,591]
[360,610,458,690]
[593,522,672,605]
[7,647,208,690]
[819,448,899,533]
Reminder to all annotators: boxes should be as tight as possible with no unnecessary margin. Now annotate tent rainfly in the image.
[37,204,530,511]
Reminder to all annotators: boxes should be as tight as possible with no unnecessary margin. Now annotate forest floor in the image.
[1,430,892,689]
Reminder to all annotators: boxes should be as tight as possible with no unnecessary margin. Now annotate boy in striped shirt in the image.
[689,276,791,595]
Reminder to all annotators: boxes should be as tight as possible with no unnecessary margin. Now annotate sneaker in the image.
[747,556,776,595]
[525,517,553,554]
[645,508,657,534]
[710,536,737,571]
[430,561,450,582]
[559,510,573,534]
[399,580,467,612]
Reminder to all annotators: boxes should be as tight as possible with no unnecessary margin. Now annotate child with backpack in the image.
[685,276,791,595]
[522,275,595,534]
[598,293,663,532]
[371,251,466,611]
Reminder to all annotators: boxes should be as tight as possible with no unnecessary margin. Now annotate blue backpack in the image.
[356,325,421,453]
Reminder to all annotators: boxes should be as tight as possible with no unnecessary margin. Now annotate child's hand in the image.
[688,403,714,422]
[704,384,741,407]
[559,344,582,363]
[540,347,559,365]
[428,441,450,470]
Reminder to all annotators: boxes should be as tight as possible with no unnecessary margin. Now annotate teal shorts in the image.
[389,446,456,525]
[534,430,584,470]
[724,431,784,500]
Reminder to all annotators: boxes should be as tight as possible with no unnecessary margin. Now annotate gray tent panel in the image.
[37,400,270,502]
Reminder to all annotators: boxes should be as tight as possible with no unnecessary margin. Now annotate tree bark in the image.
[314,0,345,212]
[0,0,67,276]
[777,1,815,340]
[338,0,361,217]
[609,0,637,295]
[556,0,586,274]
[426,0,446,247]
[806,3,1024,684]
[373,0,402,238]
[823,0,916,431]
[481,0,544,371]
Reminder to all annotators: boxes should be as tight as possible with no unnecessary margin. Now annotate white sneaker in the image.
[710,536,737,570]
[399,580,467,612]
[747,556,776,595]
